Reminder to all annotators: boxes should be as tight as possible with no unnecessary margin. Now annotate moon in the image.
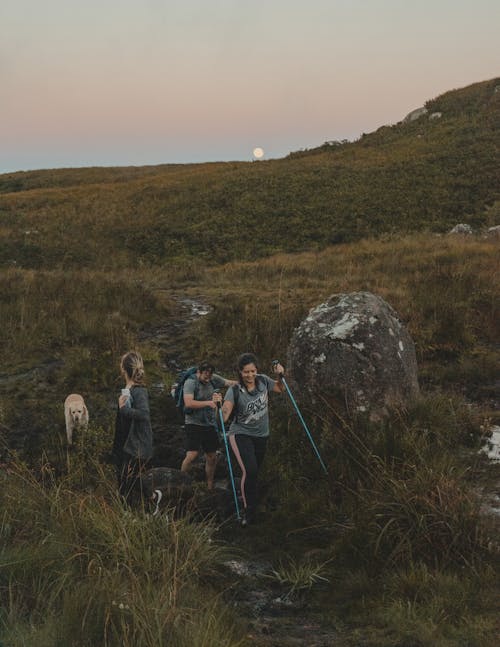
[253,147,264,159]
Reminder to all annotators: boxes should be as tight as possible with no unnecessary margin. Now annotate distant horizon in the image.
[0,123,360,174]
[2,74,498,176]
[2,1,498,175]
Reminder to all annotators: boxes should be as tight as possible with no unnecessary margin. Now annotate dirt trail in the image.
[139,294,342,645]
[138,293,212,372]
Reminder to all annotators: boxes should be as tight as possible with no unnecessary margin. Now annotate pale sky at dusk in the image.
[1,1,498,173]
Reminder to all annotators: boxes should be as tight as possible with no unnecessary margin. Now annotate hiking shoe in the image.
[239,509,256,527]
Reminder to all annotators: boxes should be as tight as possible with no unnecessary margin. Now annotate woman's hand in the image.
[272,361,285,377]
[272,361,286,393]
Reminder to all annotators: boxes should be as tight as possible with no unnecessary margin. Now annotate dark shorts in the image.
[185,424,219,453]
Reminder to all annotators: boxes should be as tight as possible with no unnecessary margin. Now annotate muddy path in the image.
[138,293,213,372]
[136,293,215,469]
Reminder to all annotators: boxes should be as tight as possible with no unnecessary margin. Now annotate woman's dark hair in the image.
[236,353,259,385]
[237,352,259,371]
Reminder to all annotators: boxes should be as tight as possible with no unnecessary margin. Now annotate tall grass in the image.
[372,563,498,647]
[271,393,491,569]
[0,462,243,647]
[0,268,173,368]
[242,392,499,645]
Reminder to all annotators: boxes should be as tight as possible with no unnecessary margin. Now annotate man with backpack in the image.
[180,361,236,490]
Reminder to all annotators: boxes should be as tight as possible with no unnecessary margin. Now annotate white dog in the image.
[64,393,89,445]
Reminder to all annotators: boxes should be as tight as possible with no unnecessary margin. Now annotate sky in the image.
[1,0,499,174]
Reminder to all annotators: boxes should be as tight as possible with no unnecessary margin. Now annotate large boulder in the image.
[287,292,419,420]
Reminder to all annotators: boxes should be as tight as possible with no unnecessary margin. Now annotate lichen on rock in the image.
[287,292,419,420]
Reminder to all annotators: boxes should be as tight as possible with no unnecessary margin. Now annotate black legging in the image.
[117,454,150,508]
[229,434,267,513]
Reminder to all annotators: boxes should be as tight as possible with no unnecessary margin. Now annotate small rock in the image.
[449,223,473,235]
[486,225,500,239]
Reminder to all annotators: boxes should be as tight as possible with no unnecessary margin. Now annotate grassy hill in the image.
[0,78,499,647]
[0,78,498,269]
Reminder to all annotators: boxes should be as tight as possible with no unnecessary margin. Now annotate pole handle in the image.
[271,359,284,379]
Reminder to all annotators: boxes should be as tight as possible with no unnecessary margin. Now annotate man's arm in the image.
[183,393,217,410]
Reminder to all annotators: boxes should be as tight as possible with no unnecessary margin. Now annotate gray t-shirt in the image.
[184,373,226,427]
[225,374,277,438]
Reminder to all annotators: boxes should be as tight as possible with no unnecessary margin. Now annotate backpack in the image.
[171,366,198,416]
[171,367,216,416]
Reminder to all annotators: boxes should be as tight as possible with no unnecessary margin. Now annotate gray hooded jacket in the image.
[120,385,153,460]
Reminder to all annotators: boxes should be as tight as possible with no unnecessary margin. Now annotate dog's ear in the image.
[83,404,89,417]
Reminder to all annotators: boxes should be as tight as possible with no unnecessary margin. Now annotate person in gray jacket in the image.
[114,350,153,507]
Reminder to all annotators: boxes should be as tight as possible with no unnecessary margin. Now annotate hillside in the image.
[0,78,499,647]
[0,78,498,269]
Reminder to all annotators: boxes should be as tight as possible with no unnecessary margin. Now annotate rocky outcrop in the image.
[287,292,419,420]
[486,225,500,239]
[449,223,473,235]
[403,106,428,123]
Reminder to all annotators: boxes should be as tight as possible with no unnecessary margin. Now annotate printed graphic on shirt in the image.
[242,390,269,424]
[226,374,276,438]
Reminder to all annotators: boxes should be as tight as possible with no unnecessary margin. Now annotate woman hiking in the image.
[217,352,285,526]
[112,350,153,508]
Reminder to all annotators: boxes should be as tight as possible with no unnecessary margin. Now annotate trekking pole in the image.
[272,360,328,475]
[214,391,241,520]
